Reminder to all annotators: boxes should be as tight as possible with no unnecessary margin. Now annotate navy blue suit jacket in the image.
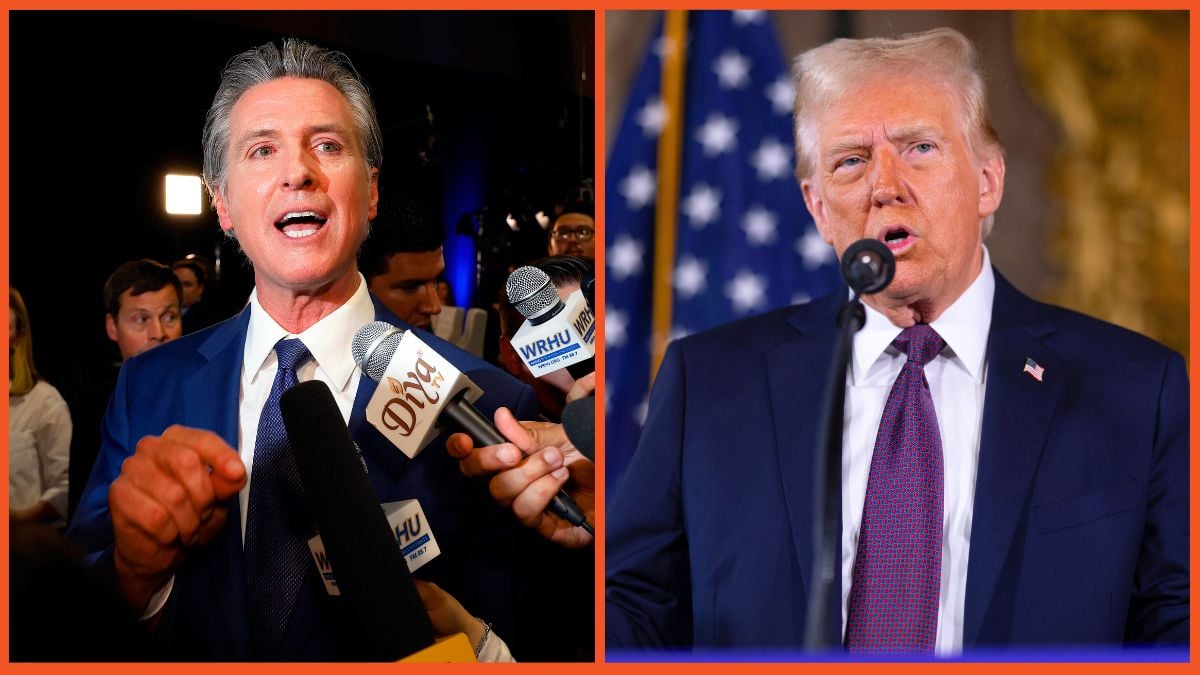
[606,271,1188,652]
[68,296,539,660]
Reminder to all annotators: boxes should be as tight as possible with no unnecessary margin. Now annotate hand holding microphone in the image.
[352,321,593,536]
[446,408,595,550]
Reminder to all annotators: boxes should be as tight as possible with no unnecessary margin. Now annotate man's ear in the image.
[367,167,380,221]
[105,314,118,342]
[978,149,1006,219]
[801,178,834,245]
[213,187,235,235]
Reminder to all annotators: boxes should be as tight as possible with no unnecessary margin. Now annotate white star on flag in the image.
[750,137,791,181]
[605,10,846,492]
[713,50,751,89]
[605,308,629,348]
[633,394,650,427]
[681,183,722,229]
[674,255,708,298]
[797,229,835,269]
[609,234,645,281]
[725,269,768,313]
[732,10,766,26]
[790,291,813,305]
[766,76,795,116]
[669,325,693,343]
[696,112,739,157]
[619,165,656,211]
[636,97,668,137]
[741,206,778,245]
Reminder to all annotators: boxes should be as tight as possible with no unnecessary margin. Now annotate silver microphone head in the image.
[351,321,406,382]
[506,266,559,320]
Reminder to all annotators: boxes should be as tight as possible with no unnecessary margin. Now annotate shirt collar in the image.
[244,274,376,391]
[852,246,994,383]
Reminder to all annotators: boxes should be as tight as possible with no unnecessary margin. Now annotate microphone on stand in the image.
[840,239,895,296]
[804,239,895,651]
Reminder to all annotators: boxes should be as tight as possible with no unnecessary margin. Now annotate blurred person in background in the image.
[10,288,72,529]
[104,259,184,361]
[547,199,595,260]
[360,195,445,330]
[172,258,222,334]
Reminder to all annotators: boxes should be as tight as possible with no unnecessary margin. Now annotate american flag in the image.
[605,11,841,491]
[1023,357,1045,382]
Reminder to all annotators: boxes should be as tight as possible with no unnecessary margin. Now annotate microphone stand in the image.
[803,292,866,651]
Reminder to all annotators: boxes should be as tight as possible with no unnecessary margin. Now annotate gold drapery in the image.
[1014,11,1189,363]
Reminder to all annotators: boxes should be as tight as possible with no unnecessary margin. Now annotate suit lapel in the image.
[767,293,842,646]
[963,273,1062,646]
[347,298,413,493]
[184,308,253,657]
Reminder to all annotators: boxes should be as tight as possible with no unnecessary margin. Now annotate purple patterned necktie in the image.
[244,338,313,656]
[845,324,945,654]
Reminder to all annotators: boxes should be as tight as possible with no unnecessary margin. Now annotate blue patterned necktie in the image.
[845,324,945,653]
[244,338,314,656]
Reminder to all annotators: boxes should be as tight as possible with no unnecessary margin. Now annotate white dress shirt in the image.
[9,379,72,521]
[143,275,375,619]
[237,275,375,540]
[840,248,994,656]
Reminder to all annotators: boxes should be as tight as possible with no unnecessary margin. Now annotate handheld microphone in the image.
[352,322,594,535]
[505,266,595,380]
[840,239,895,295]
[582,276,596,315]
[560,397,595,462]
[280,380,436,661]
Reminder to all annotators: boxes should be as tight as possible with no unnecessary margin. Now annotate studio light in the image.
[165,174,202,215]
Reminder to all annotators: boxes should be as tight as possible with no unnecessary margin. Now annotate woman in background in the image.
[10,288,71,529]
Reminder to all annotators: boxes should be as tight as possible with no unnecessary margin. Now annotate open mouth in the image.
[276,211,328,239]
[882,227,910,244]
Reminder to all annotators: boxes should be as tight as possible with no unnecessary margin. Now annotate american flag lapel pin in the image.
[1023,357,1045,382]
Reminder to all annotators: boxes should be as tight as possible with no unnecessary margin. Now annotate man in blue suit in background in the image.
[606,28,1188,655]
[69,39,539,660]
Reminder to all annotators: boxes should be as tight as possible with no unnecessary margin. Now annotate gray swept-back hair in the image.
[201,38,383,199]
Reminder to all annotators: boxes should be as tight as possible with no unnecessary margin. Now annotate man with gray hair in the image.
[69,38,539,660]
[607,27,1188,655]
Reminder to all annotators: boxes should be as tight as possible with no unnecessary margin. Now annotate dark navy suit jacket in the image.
[606,271,1188,652]
[68,296,539,660]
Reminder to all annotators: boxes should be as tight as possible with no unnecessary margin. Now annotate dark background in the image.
[9,11,595,661]
[11,10,594,385]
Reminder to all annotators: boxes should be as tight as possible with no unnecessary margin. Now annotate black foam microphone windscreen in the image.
[560,396,595,463]
[281,380,436,661]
